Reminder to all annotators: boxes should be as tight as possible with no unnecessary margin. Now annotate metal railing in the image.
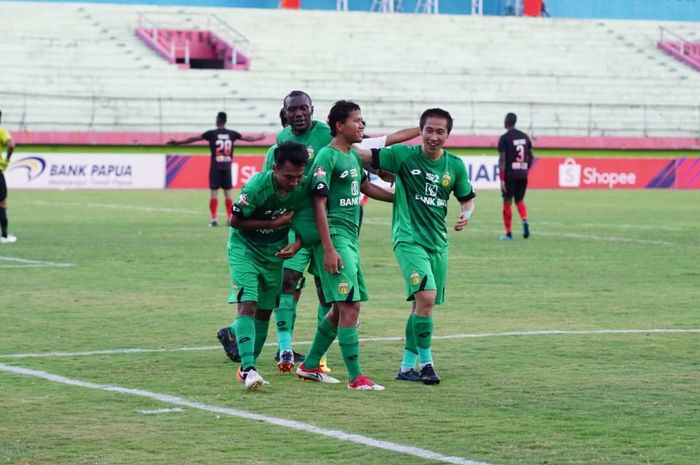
[658,26,700,72]
[659,26,693,56]
[2,91,699,138]
[137,12,190,65]
[137,11,250,68]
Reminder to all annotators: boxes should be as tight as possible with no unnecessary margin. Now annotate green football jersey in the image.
[273,120,331,246]
[377,144,474,252]
[262,144,277,171]
[275,120,332,175]
[229,170,310,260]
[309,145,365,241]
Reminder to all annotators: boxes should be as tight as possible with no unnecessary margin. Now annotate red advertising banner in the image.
[528,157,700,189]
[164,154,700,190]
[166,155,265,189]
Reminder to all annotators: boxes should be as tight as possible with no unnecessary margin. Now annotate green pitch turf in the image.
[1,189,698,465]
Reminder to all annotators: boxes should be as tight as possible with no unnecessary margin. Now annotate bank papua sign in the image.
[5,154,166,189]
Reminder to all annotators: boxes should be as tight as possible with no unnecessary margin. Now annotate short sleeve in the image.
[231,130,242,141]
[233,182,260,218]
[376,144,408,173]
[453,157,475,201]
[497,135,506,154]
[0,129,11,144]
[263,145,277,171]
[309,149,335,196]
[201,130,215,142]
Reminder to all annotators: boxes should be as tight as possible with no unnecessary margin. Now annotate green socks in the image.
[274,294,295,353]
[253,317,270,360]
[413,314,434,367]
[233,316,255,370]
[304,317,337,369]
[338,326,362,382]
[401,314,419,371]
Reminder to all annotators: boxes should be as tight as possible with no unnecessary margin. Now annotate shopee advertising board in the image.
[457,156,700,190]
[529,157,700,189]
[4,153,165,189]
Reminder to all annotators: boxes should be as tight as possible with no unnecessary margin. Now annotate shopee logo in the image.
[558,158,581,187]
[582,167,636,189]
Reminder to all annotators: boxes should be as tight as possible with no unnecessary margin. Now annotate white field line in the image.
[0,363,494,465]
[1,328,698,360]
[136,408,184,415]
[20,200,201,215]
[0,256,75,268]
[527,231,674,246]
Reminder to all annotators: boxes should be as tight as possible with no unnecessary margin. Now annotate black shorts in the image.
[502,177,528,202]
[209,168,233,190]
[0,172,7,201]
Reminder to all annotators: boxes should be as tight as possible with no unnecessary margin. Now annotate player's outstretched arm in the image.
[355,147,374,167]
[385,127,420,146]
[361,179,393,203]
[167,135,203,146]
[241,133,266,142]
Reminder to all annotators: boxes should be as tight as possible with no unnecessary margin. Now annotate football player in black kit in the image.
[498,113,533,240]
[168,112,264,226]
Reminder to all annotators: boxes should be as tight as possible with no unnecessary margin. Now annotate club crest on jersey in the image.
[338,280,350,295]
[314,166,326,179]
[441,173,452,187]
[410,271,421,285]
[307,147,315,159]
[237,194,249,206]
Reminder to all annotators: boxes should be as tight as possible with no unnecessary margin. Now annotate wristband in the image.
[463,210,472,221]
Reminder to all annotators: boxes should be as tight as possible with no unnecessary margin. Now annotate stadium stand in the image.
[1,1,699,137]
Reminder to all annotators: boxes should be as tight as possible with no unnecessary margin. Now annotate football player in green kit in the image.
[296,100,393,390]
[218,91,333,373]
[271,90,335,372]
[225,141,310,390]
[358,108,476,385]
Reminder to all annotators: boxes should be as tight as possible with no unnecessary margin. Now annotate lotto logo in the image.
[559,158,581,187]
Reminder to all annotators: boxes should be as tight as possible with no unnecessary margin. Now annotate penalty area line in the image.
[1,328,698,360]
[0,363,494,465]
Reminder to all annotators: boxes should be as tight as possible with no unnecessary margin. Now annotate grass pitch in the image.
[1,188,698,465]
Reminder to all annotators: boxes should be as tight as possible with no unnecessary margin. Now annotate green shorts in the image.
[227,242,283,310]
[394,242,448,304]
[313,235,368,304]
[284,243,313,275]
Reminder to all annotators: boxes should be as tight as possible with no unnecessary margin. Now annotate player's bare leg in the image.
[209,189,219,227]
